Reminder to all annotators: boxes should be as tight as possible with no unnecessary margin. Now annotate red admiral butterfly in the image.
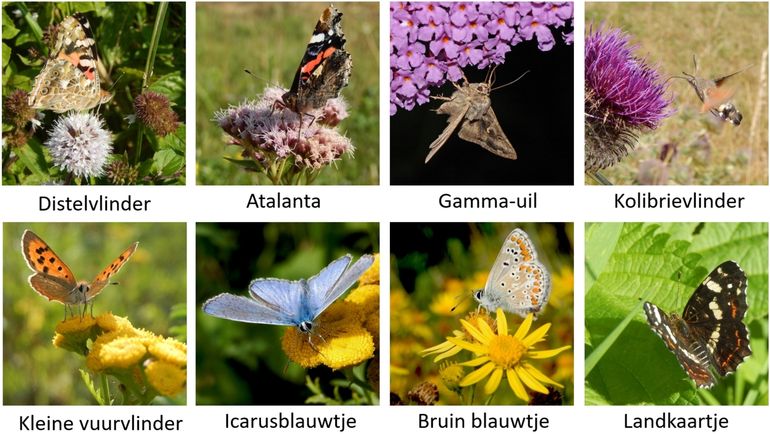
[643,261,751,389]
[279,6,352,122]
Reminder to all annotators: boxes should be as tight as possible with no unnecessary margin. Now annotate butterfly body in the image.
[203,254,374,335]
[474,229,551,317]
[21,230,137,314]
[28,13,112,113]
[280,6,352,116]
[643,260,751,388]
[426,69,523,163]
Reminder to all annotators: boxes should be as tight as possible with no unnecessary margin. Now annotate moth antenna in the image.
[692,54,698,73]
[491,70,530,91]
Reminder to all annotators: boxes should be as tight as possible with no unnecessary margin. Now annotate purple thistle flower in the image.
[585,26,674,173]
[390,2,573,115]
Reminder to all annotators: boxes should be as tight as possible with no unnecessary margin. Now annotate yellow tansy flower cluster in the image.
[53,313,187,397]
[281,254,380,370]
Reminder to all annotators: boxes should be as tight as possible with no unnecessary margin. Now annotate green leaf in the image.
[2,42,11,69]
[224,156,261,171]
[157,124,185,153]
[2,10,20,39]
[585,223,768,405]
[15,139,50,179]
[152,148,183,176]
[148,71,184,103]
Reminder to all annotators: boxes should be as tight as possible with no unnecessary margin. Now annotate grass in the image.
[196,2,379,185]
[587,2,768,185]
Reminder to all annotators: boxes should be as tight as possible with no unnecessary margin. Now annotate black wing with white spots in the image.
[643,261,751,389]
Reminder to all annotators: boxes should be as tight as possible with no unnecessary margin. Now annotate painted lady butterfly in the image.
[28,13,112,113]
[280,6,352,117]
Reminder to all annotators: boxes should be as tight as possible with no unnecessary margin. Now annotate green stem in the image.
[585,299,644,376]
[143,2,168,90]
[99,373,111,405]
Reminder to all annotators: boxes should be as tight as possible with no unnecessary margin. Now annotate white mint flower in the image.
[45,112,113,178]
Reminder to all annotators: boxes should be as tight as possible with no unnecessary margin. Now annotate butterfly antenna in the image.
[491,70,530,91]
[450,291,473,312]
[243,69,268,83]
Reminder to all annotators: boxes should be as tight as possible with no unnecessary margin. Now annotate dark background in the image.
[391,35,574,185]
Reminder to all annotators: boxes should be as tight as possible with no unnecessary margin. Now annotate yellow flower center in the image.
[488,335,526,369]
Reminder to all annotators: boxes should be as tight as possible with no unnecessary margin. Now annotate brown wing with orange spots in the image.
[21,230,77,303]
[88,242,138,295]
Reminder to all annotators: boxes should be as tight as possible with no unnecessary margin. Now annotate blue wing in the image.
[307,254,375,320]
[202,293,295,325]
[247,278,308,324]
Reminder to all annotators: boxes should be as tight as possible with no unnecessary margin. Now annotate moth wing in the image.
[701,86,736,113]
[307,254,374,318]
[21,230,77,284]
[713,64,753,86]
[425,99,469,163]
[248,278,306,324]
[202,293,295,325]
[88,242,138,297]
[457,106,517,160]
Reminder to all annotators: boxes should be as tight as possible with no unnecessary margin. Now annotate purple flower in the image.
[215,86,354,177]
[519,15,556,51]
[389,2,574,115]
[585,26,674,173]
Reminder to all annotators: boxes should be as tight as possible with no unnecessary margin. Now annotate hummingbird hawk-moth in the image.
[425,67,528,163]
[674,56,752,126]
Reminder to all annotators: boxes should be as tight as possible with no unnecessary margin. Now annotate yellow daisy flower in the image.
[448,308,570,401]
[420,310,495,362]
[145,360,186,396]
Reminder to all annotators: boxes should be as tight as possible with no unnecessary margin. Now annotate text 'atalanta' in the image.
[439,192,537,209]
[418,412,549,432]
[615,192,744,209]
[247,193,320,209]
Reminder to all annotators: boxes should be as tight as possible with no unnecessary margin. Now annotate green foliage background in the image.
[195,2,379,185]
[585,222,768,405]
[390,223,574,405]
[3,222,187,405]
[586,2,768,185]
[196,222,379,405]
[2,2,186,185]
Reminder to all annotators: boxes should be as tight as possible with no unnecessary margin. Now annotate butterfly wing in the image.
[28,13,108,112]
[682,261,751,377]
[306,254,374,319]
[247,278,308,325]
[87,242,138,298]
[21,230,77,303]
[202,292,296,325]
[643,301,716,388]
[481,229,550,316]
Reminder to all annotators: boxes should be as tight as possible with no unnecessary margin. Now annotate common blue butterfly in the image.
[202,254,374,335]
[474,229,551,317]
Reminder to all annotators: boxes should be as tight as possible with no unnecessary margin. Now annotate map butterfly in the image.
[643,260,751,389]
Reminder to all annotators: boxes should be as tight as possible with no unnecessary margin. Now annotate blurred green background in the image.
[3,222,187,405]
[196,2,379,185]
[586,2,768,185]
[196,222,379,404]
[390,223,574,405]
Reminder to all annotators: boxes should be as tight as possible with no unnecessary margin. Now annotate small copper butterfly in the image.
[21,230,137,316]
